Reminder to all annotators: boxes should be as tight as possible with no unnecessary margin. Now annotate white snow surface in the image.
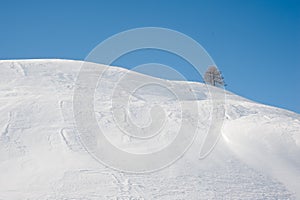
[0,59,299,199]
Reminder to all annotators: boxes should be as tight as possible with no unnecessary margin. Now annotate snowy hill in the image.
[0,59,299,199]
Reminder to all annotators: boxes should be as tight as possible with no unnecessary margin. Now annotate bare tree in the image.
[204,66,225,87]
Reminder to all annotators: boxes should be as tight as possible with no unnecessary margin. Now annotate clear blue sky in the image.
[0,0,299,113]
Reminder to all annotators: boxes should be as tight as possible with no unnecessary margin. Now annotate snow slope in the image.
[0,59,299,199]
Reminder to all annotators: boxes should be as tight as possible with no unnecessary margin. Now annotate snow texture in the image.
[0,59,299,199]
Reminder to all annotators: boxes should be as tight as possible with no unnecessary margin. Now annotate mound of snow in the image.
[0,59,299,199]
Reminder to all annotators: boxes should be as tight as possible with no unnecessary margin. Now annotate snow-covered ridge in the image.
[0,59,299,199]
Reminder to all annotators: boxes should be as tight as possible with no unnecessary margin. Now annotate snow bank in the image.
[0,59,299,199]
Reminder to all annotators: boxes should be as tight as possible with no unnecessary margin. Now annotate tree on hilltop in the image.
[204,66,225,87]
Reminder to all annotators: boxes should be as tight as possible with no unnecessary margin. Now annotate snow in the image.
[0,59,299,199]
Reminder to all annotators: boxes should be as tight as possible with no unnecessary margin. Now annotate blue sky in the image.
[0,0,299,113]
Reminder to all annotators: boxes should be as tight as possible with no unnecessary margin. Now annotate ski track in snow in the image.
[0,59,299,199]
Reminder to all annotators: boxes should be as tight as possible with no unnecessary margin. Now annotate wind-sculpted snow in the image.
[0,59,299,199]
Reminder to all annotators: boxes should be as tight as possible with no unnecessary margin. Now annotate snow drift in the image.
[0,59,299,199]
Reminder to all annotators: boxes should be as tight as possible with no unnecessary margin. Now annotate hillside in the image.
[0,59,299,199]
